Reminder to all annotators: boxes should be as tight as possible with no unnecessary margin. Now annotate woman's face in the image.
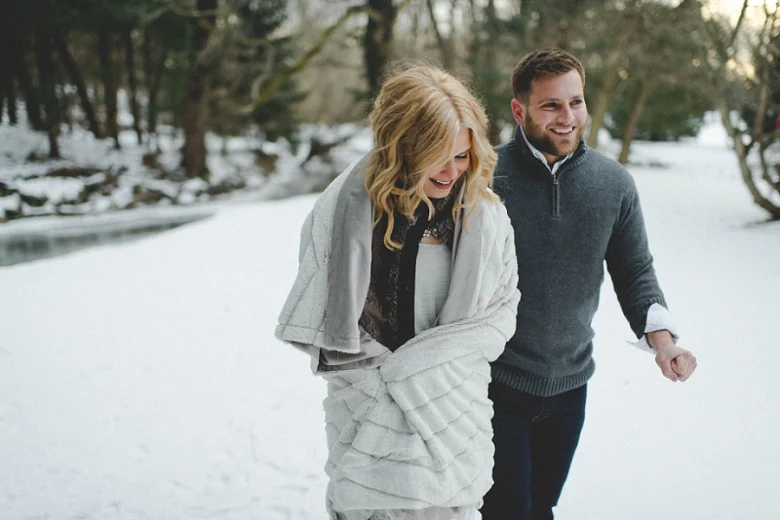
[422,128,471,199]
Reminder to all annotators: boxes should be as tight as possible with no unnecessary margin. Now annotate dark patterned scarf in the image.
[359,187,459,351]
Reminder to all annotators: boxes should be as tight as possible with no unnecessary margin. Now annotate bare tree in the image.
[34,31,60,158]
[123,28,143,145]
[586,4,642,148]
[54,30,101,138]
[617,74,651,164]
[698,0,780,218]
[534,0,590,50]
[364,0,401,97]
[98,30,120,149]
[0,28,18,125]
[182,0,218,180]
[615,0,705,164]
[426,0,455,70]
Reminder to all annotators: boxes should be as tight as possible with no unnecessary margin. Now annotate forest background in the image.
[1,0,779,221]
[3,3,780,516]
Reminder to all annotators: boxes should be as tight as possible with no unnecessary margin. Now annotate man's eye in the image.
[543,104,557,109]
[571,99,583,106]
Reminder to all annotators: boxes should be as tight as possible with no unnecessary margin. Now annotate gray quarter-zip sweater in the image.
[492,125,667,397]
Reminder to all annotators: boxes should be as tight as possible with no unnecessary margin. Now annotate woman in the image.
[275,65,521,520]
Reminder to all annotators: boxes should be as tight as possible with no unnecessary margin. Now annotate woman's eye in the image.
[455,153,469,160]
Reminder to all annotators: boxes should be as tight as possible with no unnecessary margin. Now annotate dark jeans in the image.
[480,383,587,520]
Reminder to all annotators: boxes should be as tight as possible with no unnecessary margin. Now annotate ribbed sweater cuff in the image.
[491,360,596,397]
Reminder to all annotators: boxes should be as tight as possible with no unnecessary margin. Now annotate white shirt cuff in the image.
[631,303,680,354]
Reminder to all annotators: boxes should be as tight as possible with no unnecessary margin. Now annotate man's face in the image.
[511,69,587,166]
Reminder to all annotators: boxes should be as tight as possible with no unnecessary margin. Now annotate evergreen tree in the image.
[606,80,712,141]
[211,0,305,142]
[140,4,191,139]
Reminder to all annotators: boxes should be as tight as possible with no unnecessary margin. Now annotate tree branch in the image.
[241,0,412,113]
[728,0,749,50]
[238,4,369,114]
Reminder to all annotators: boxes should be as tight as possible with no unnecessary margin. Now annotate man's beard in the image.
[524,113,584,160]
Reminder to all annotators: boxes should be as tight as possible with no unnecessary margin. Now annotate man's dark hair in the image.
[511,48,586,100]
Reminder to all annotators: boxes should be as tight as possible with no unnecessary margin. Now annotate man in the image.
[481,48,698,520]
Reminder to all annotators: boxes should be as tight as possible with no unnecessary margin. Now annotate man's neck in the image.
[518,126,571,173]
[542,152,561,168]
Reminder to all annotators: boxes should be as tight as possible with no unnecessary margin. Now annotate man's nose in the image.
[557,104,574,123]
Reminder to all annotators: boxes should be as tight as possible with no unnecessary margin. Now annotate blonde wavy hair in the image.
[365,64,498,250]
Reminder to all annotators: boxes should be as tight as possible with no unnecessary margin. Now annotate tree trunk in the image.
[0,20,17,124]
[54,63,71,132]
[716,100,780,218]
[617,77,651,165]
[753,82,780,193]
[98,30,120,149]
[34,31,60,158]
[535,1,564,48]
[409,0,421,50]
[535,0,589,49]
[182,0,217,180]
[0,36,7,124]
[426,0,453,70]
[141,32,165,148]
[54,31,101,138]
[123,29,143,145]
[0,33,6,124]
[16,34,44,130]
[363,0,397,98]
[694,0,780,218]
[587,53,623,148]
[473,0,502,145]
[9,48,18,125]
[4,77,19,126]
[466,0,478,61]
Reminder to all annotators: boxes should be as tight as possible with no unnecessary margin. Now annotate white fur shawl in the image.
[275,157,520,512]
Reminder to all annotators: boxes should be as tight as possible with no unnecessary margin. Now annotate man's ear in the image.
[511,98,526,126]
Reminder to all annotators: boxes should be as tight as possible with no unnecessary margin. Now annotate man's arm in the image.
[606,178,697,382]
[605,178,666,337]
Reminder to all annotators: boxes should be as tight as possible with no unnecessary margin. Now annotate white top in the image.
[633,302,681,353]
[414,242,452,335]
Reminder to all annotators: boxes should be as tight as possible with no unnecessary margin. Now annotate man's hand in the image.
[647,330,697,382]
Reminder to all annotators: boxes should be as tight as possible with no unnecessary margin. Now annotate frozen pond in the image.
[0,213,211,267]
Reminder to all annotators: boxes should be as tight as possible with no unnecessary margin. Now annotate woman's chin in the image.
[425,182,454,199]
[425,190,451,199]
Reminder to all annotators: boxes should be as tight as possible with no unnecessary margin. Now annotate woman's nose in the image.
[440,160,458,178]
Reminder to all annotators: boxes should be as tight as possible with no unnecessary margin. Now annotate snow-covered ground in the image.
[2,120,779,519]
[0,119,371,222]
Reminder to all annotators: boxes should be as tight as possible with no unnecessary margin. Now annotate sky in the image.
[1,118,780,519]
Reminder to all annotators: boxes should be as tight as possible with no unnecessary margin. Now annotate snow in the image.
[0,117,370,221]
[0,194,21,213]
[2,119,780,519]
[17,177,86,203]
